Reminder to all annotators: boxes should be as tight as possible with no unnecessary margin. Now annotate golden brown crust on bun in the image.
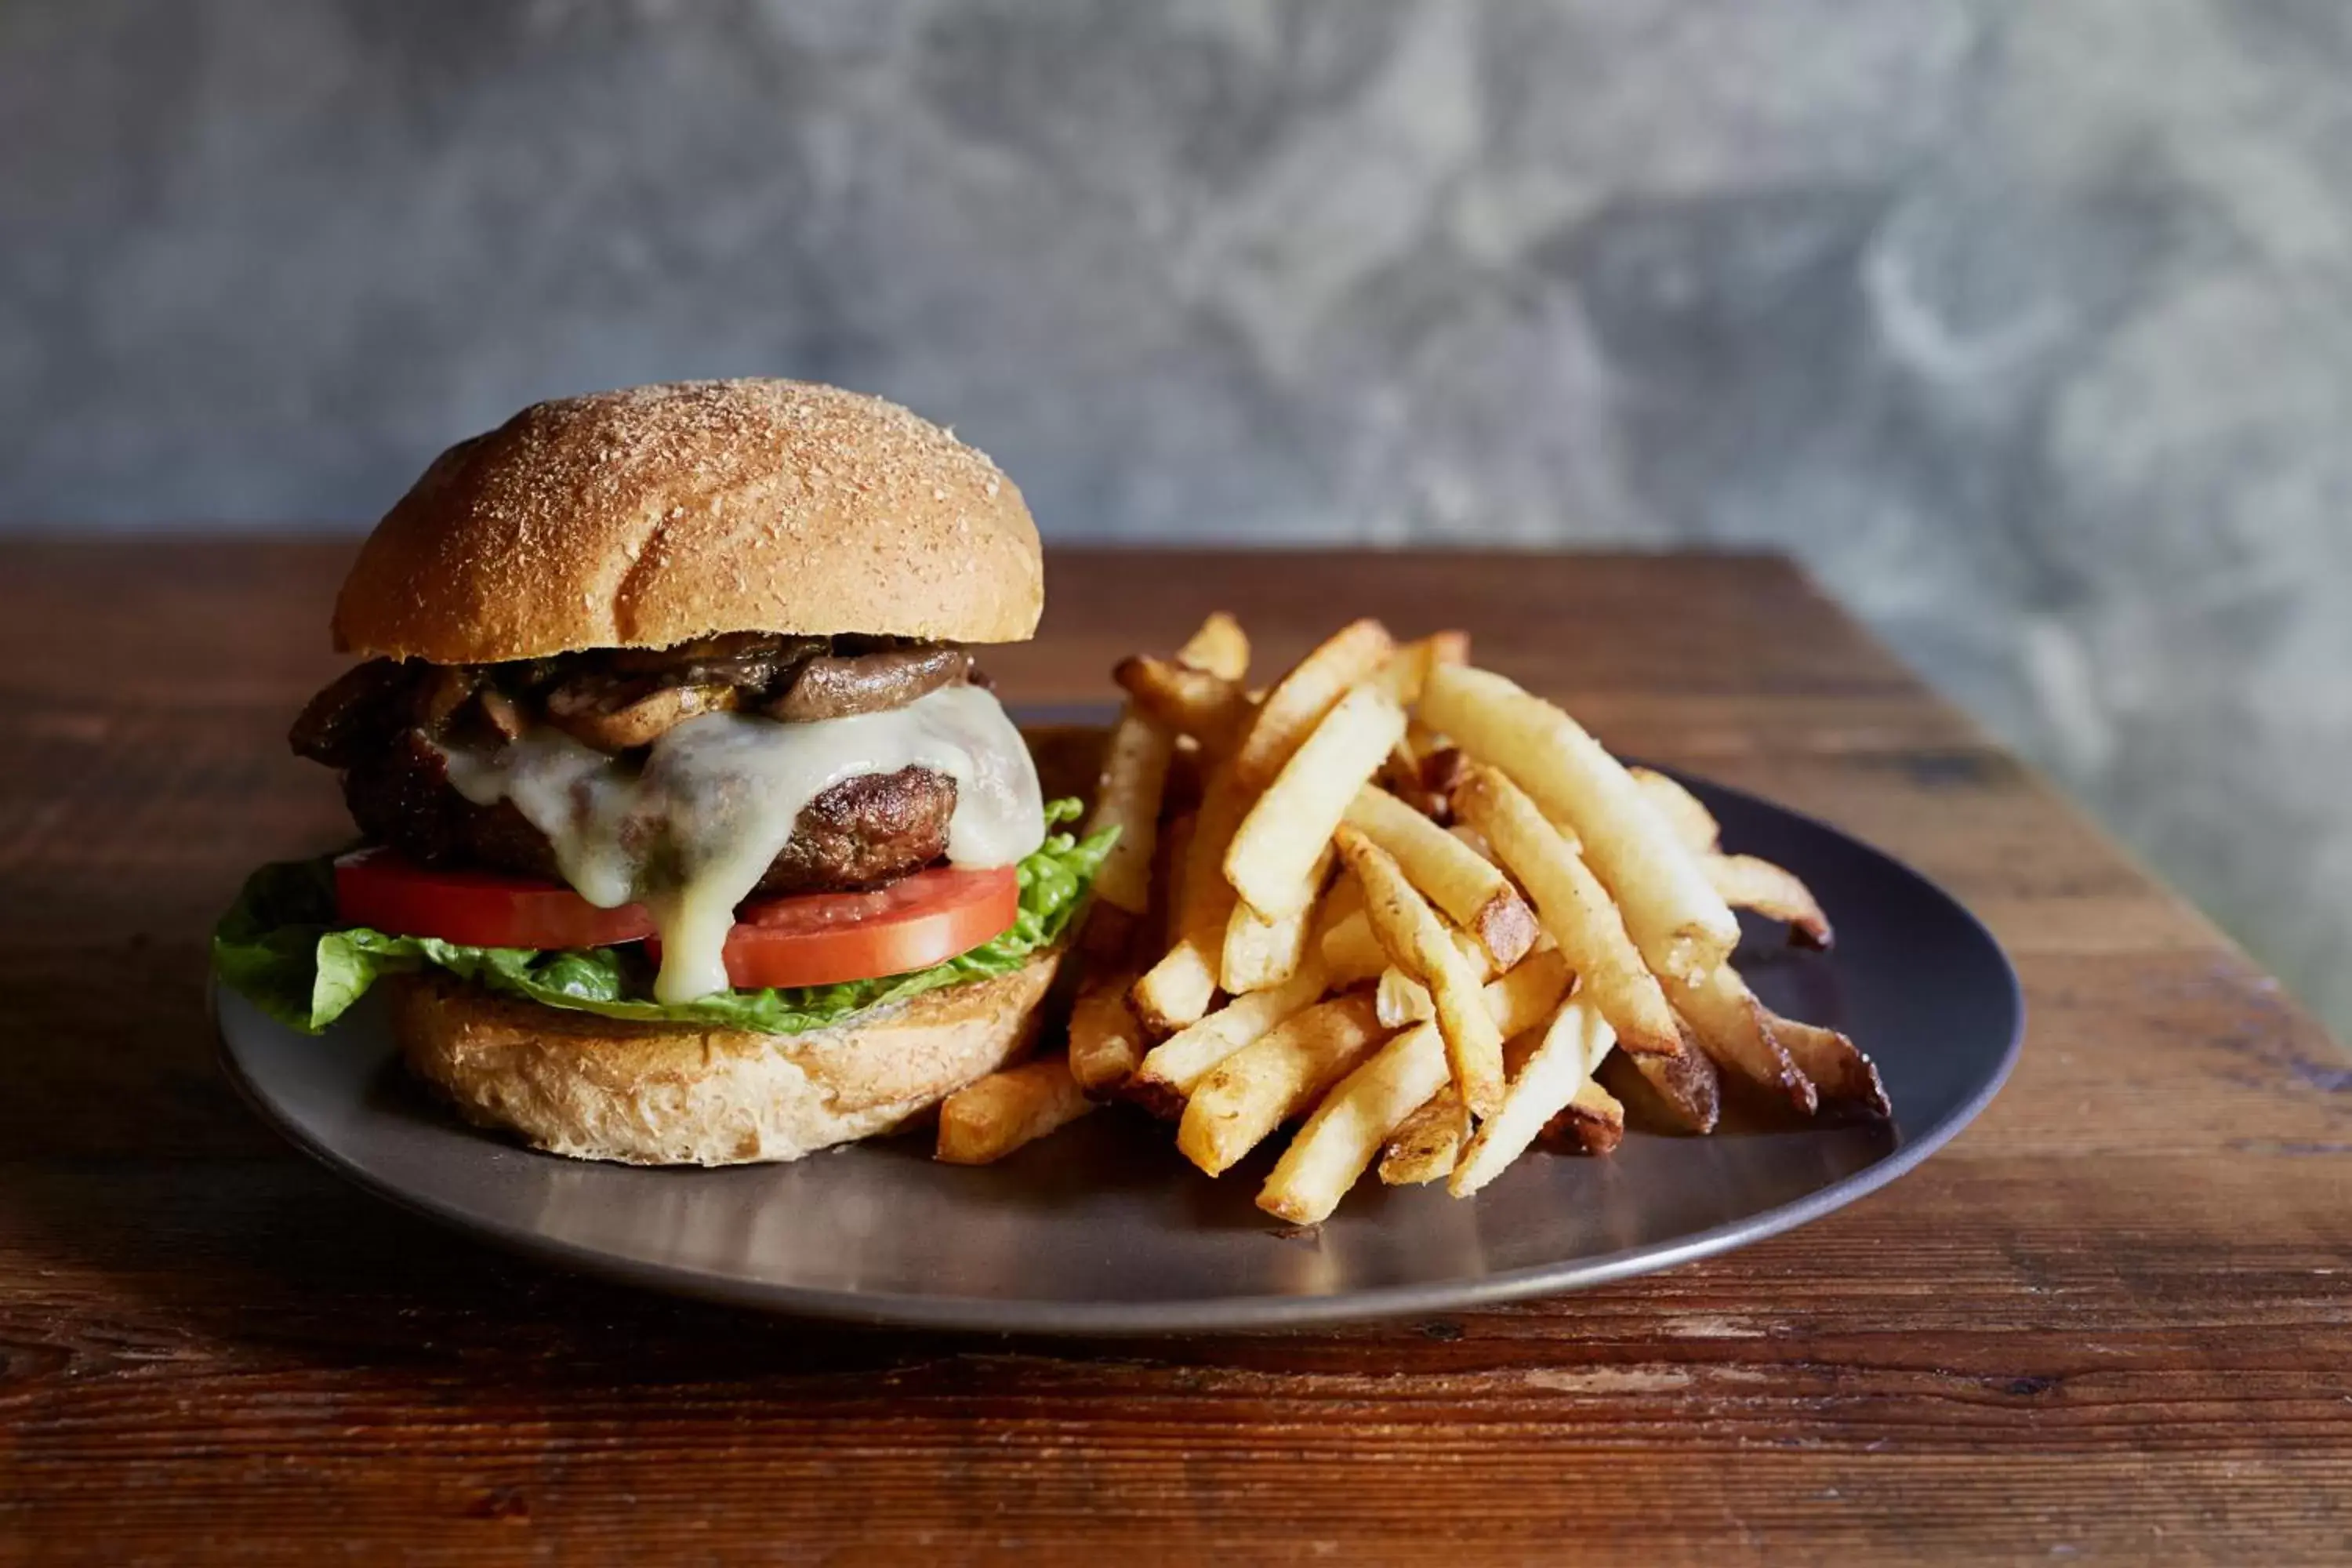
[334,379,1042,662]
[388,952,1061,1166]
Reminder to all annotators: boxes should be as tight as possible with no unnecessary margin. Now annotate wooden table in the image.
[2,543,2347,1565]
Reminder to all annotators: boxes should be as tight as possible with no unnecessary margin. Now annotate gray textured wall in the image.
[5,0,2349,1038]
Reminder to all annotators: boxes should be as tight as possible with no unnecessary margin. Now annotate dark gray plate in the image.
[215,767,2022,1334]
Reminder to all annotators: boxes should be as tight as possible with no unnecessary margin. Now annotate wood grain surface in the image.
[1,543,2347,1566]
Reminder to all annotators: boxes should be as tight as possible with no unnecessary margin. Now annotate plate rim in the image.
[213,761,2024,1335]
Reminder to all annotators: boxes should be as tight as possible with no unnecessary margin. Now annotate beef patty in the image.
[342,730,958,897]
[298,635,975,898]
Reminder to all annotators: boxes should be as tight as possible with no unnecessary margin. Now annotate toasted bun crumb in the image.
[334,379,1042,662]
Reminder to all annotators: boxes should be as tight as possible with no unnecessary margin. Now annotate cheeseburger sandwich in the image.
[215,379,1112,1165]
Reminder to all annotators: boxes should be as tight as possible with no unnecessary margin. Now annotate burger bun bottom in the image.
[387,953,1061,1167]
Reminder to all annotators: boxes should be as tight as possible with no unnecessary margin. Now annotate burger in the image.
[213,379,1112,1165]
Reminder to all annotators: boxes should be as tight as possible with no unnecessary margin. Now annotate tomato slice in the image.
[336,848,655,950]
[335,849,1022,990]
[678,865,1022,991]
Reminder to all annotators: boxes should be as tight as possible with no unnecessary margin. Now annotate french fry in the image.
[1221,841,1335,992]
[1763,1007,1892,1120]
[1319,909,1388,988]
[1176,994,1387,1177]
[1154,810,1196,948]
[1336,826,1508,1118]
[1318,867,1365,934]
[1229,618,1396,790]
[1602,1028,1722,1134]
[1023,612,1876,1205]
[1257,1021,1450,1225]
[1327,888,1486,1001]
[1452,762,1683,1058]
[1131,958,1331,1115]
[1342,785,1538,969]
[1369,630,1472,706]
[1378,1087,1468,1185]
[1131,765,1252,1033]
[1131,932,1222,1036]
[1381,781,1448,822]
[1175,611,1250,681]
[1421,665,1740,985]
[936,1058,1095,1164]
[1376,966,1433,1029]
[1068,968,1149,1094]
[1376,938,1559,1032]
[1706,854,1834,949]
[1113,655,1254,753]
[1543,1077,1627,1155]
[1377,960,1581,1185]
[1676,964,1816,1114]
[1451,992,1618,1196]
[1085,710,1174,916]
[1629,766,1720,853]
[1225,685,1406,920]
[1483,948,1574,1036]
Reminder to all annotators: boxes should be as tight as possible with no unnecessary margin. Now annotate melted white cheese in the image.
[440,684,1044,1004]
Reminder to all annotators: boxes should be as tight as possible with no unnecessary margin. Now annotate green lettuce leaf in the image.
[213,799,1114,1036]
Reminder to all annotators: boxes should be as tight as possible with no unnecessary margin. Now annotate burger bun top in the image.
[332,379,1043,664]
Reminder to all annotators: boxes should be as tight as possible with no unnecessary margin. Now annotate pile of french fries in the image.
[935,614,1889,1224]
